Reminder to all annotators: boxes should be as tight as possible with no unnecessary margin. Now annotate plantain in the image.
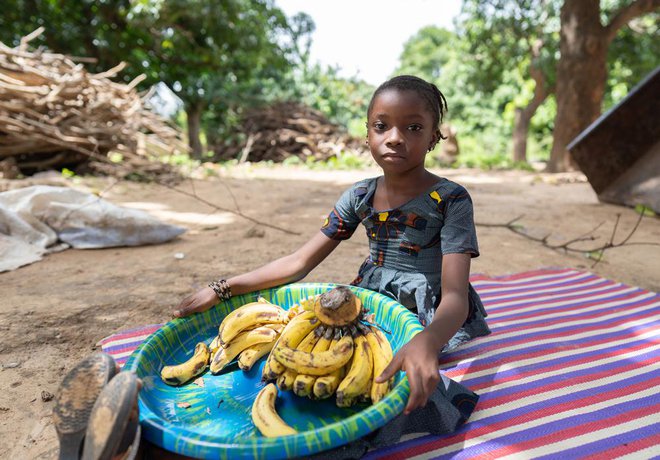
[252,383,297,437]
[293,327,334,397]
[218,302,288,346]
[366,326,394,403]
[313,286,362,326]
[276,368,297,391]
[262,311,318,381]
[310,329,342,399]
[273,334,354,376]
[211,326,278,374]
[209,335,221,356]
[336,334,373,407]
[161,342,210,386]
[238,341,275,371]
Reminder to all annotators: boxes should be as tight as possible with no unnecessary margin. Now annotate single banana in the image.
[161,342,210,386]
[273,334,354,376]
[366,326,394,403]
[263,311,318,381]
[238,341,275,371]
[252,383,297,437]
[211,326,278,374]
[336,334,373,407]
[219,302,288,346]
[209,335,221,356]
[293,327,334,397]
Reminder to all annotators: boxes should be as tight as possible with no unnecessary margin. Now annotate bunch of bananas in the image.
[262,286,394,406]
[160,287,395,438]
[160,298,291,385]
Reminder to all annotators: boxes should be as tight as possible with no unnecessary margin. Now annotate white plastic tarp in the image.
[0,185,186,272]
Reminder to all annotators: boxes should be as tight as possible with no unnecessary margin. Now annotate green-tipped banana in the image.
[273,334,354,376]
[252,383,297,437]
[336,334,373,407]
[219,302,288,346]
[161,342,210,386]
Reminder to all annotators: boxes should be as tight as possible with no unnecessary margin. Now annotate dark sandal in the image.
[53,352,118,460]
[81,371,141,460]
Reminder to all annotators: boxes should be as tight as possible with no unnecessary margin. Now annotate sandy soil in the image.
[1,165,659,458]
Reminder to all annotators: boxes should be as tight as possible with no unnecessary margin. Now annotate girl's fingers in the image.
[375,353,403,383]
[404,369,424,414]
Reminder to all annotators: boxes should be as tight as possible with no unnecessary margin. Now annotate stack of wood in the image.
[0,28,187,179]
[214,101,367,163]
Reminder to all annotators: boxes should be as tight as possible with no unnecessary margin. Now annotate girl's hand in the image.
[173,287,218,318]
[375,329,442,415]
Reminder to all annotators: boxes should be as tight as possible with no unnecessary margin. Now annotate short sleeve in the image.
[440,185,480,257]
[320,184,363,240]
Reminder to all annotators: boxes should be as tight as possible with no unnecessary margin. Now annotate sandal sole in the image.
[81,371,140,460]
[53,352,117,460]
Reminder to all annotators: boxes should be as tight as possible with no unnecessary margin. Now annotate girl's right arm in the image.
[173,231,341,317]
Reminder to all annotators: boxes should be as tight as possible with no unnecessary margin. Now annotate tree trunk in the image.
[548,0,608,172]
[186,101,205,159]
[512,75,551,163]
[548,0,658,172]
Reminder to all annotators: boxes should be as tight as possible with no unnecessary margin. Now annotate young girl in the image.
[174,75,490,416]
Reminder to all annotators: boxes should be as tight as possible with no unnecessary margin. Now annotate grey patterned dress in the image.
[321,176,490,351]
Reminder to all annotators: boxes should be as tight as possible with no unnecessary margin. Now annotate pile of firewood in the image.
[213,101,367,163]
[0,28,187,179]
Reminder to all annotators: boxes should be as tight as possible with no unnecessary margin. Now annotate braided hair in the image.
[367,75,449,140]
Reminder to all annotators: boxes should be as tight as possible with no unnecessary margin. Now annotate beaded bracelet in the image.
[208,279,232,301]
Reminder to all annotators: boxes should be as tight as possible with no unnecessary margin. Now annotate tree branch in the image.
[605,0,660,43]
[476,209,659,268]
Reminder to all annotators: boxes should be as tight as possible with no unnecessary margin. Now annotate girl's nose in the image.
[386,128,403,146]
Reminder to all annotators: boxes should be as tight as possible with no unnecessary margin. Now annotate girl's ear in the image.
[428,129,441,151]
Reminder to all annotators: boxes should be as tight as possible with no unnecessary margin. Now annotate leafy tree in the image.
[0,0,150,83]
[130,0,292,158]
[456,0,560,164]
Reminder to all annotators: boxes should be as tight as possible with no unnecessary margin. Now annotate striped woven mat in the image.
[99,268,660,459]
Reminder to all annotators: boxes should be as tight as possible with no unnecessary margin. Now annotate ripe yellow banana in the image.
[336,334,373,407]
[262,310,316,381]
[276,368,297,391]
[209,335,221,355]
[211,326,278,374]
[293,327,334,397]
[273,334,354,376]
[238,341,275,371]
[312,331,346,399]
[161,342,210,386]
[219,302,288,346]
[367,326,394,403]
[252,383,297,437]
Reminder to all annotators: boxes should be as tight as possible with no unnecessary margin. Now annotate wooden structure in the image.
[567,66,660,213]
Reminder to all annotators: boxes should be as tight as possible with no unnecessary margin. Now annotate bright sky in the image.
[276,0,463,86]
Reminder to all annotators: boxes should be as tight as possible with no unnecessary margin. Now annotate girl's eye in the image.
[373,121,386,130]
[408,124,422,132]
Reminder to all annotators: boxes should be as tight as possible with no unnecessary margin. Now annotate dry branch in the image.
[0,29,188,179]
[477,210,660,267]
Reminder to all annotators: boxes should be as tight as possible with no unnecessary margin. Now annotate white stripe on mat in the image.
[449,329,660,383]
[407,385,658,460]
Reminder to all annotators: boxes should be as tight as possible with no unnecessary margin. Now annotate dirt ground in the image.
[1,164,659,459]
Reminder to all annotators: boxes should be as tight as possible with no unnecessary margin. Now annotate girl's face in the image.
[367,89,438,175]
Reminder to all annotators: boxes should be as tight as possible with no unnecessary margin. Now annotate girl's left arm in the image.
[375,253,471,414]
